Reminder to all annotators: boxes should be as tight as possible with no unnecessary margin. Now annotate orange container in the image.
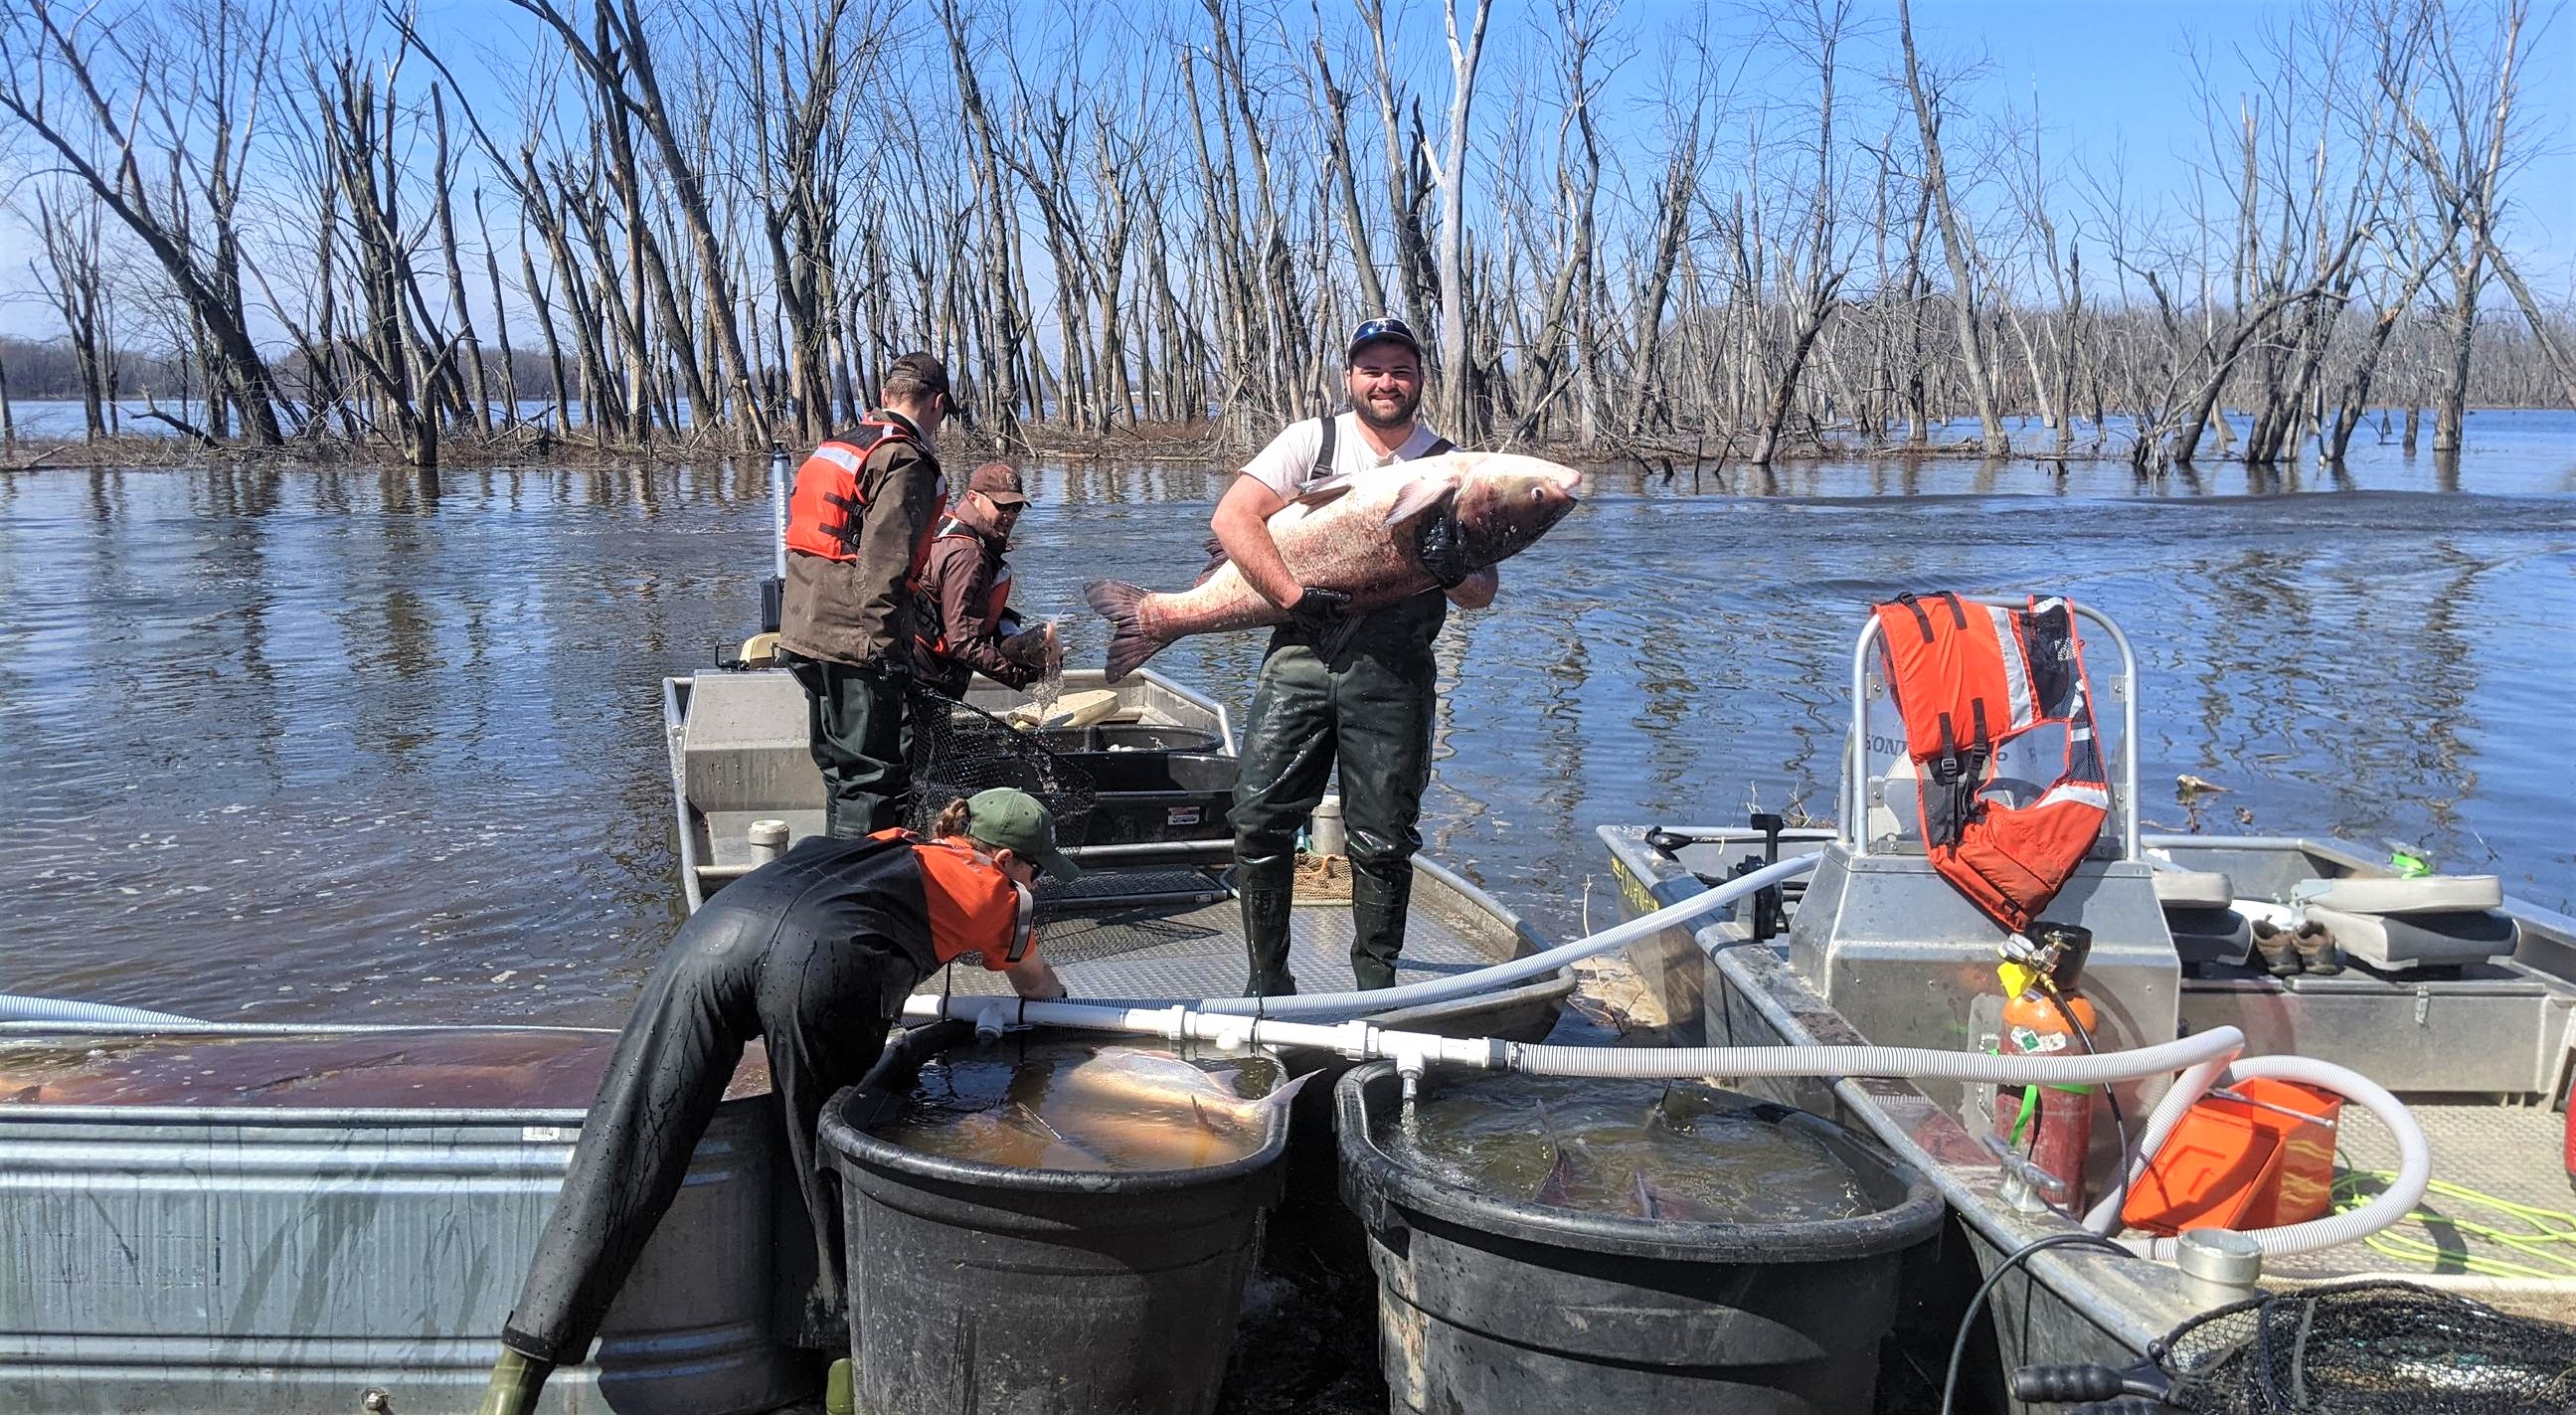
[2205,1078,2342,1227]
[2119,1103,2284,1235]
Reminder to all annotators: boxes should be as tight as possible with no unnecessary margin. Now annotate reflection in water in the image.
[0,1029,617,1108]
[1378,1073,1868,1223]
[0,412,2570,1023]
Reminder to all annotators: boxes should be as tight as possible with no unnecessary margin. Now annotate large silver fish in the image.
[1051,1048,1314,1134]
[1084,451,1582,680]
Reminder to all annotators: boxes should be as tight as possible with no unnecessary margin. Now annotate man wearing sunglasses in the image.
[776,352,957,836]
[1211,317,1498,996]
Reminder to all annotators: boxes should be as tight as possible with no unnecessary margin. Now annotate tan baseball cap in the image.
[967,462,1030,506]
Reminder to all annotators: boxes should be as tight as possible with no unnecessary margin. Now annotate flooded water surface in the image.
[876,1037,1289,1172]
[0,410,2570,1023]
[1380,1073,1869,1223]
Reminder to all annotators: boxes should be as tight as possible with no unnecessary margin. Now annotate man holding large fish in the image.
[1086,317,1581,996]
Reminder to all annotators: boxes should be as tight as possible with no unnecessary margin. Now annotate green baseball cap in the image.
[965,788,1080,882]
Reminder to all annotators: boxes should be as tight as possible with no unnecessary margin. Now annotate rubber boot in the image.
[469,1347,554,1415]
[1348,868,1409,991]
[2251,919,2303,977]
[1239,855,1298,998]
[2292,921,2343,975]
[824,1357,855,1415]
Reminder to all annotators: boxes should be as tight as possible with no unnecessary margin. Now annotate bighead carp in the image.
[1084,450,1582,680]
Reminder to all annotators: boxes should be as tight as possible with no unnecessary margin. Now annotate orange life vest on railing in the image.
[785,421,945,572]
[870,828,1037,968]
[1871,592,2109,933]
[914,517,1013,662]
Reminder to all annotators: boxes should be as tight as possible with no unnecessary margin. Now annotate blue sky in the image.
[0,0,2567,340]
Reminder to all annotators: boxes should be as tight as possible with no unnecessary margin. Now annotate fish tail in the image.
[1084,580,1170,683]
[1262,1069,1319,1112]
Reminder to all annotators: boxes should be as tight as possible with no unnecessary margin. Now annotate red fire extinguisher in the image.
[1993,924,2099,1211]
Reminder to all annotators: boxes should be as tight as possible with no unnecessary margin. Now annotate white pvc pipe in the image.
[0,993,205,1027]
[910,990,2241,1096]
[2085,1052,2431,1260]
[1011,851,1822,1021]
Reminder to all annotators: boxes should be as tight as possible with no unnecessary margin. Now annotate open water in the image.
[0,408,2569,1022]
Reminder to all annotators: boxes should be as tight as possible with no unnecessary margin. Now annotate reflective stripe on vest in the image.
[869,830,1038,967]
[914,518,1012,662]
[785,421,946,570]
[1871,592,2108,933]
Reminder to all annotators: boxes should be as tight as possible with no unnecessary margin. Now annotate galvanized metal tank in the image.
[0,1025,805,1415]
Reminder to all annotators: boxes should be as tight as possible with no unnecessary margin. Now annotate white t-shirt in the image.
[1238,413,1450,500]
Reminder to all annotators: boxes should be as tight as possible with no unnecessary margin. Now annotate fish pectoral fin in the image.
[1381,476,1459,528]
[1534,1146,1581,1205]
[1631,1169,1666,1220]
[1288,474,1361,508]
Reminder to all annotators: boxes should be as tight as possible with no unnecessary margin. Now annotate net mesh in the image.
[2157,1281,2576,1414]
[903,684,1097,848]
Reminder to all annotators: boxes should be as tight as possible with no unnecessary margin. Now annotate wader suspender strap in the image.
[1313,415,1454,482]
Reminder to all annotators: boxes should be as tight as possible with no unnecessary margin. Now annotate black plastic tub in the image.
[1335,1062,1945,1414]
[819,1023,1291,1415]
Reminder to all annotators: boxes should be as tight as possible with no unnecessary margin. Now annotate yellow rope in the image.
[2331,1170,2576,1281]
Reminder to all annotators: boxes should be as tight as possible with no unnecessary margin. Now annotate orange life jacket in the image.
[785,420,945,572]
[914,516,1013,662]
[869,828,1036,969]
[1871,592,2109,933]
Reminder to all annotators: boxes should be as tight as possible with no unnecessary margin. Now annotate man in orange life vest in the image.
[466,788,1074,1415]
[778,352,954,836]
[910,461,1057,699]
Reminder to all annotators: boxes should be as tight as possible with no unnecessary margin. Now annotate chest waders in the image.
[1231,460,1452,994]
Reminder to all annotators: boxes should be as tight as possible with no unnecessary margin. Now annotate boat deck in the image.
[2275,1097,2575,1313]
[944,871,1528,999]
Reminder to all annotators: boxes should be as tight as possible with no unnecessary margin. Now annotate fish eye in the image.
[1528,487,1543,502]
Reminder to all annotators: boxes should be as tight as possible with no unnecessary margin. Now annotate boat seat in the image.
[2290,874,2501,915]
[2150,869,2233,910]
[2163,905,2252,970]
[2301,902,2518,972]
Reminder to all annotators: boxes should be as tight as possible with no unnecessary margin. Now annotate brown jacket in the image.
[911,512,1047,696]
[777,412,945,667]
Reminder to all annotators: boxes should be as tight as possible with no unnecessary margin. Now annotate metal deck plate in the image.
[937,886,1520,998]
[1034,867,1231,915]
[2268,1100,2575,1310]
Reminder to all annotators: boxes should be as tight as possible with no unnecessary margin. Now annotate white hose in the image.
[2085,1052,2431,1260]
[0,993,204,1027]
[1505,1029,2243,1086]
[1011,851,1822,1021]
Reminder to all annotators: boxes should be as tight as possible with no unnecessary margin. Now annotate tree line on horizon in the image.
[0,0,2568,471]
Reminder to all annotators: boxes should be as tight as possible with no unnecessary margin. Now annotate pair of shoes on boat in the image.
[2252,919,2343,976]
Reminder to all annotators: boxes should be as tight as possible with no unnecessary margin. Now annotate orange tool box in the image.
[2121,1078,2342,1235]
